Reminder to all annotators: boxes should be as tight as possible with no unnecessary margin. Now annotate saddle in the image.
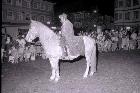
[59,35,85,59]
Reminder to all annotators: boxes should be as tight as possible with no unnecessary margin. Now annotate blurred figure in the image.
[8,46,19,64]
[137,31,140,49]
[29,44,36,61]
[24,46,31,62]
[16,35,26,62]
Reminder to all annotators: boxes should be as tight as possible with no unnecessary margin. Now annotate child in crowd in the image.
[29,44,36,61]
[36,45,42,57]
[24,46,31,62]
[41,46,47,59]
[8,46,19,63]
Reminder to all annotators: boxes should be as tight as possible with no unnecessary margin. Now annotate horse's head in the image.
[25,20,38,42]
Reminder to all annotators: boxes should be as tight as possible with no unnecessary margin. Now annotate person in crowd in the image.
[96,30,105,52]
[137,31,140,49]
[8,45,19,64]
[16,35,26,62]
[130,30,137,49]
[5,35,13,61]
[24,46,31,62]
[1,34,7,63]
[29,44,36,61]
[111,30,119,51]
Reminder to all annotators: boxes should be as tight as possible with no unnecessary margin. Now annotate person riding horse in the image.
[59,13,75,57]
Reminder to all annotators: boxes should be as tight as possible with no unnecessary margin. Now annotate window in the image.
[40,3,46,10]
[133,11,139,19]
[17,12,23,20]
[7,10,14,20]
[115,0,118,8]
[119,13,123,19]
[114,13,118,20]
[39,15,45,22]
[26,1,30,8]
[126,0,131,7]
[46,4,52,11]
[133,0,139,6]
[74,22,82,28]
[16,0,22,6]
[25,13,30,20]
[33,2,40,9]
[6,0,12,4]
[125,12,130,20]
[46,16,51,22]
[32,15,37,20]
[119,1,123,7]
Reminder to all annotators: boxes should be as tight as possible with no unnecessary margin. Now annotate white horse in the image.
[25,20,97,82]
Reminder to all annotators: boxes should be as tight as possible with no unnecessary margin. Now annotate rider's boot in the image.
[62,46,68,59]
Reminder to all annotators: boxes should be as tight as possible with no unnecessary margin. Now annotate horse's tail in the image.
[83,36,97,73]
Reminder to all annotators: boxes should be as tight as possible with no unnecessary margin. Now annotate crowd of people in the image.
[78,27,140,52]
[1,26,140,64]
[1,34,45,64]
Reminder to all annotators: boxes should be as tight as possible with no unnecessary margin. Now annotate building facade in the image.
[2,0,55,39]
[114,0,140,27]
[69,10,114,33]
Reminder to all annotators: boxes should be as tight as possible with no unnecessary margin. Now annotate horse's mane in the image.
[31,20,57,37]
[31,20,59,44]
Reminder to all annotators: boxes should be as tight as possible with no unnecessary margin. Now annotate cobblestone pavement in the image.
[2,50,140,93]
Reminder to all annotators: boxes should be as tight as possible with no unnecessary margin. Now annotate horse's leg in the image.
[54,58,60,82]
[83,37,91,78]
[49,58,56,81]
[83,54,90,78]
[49,57,60,82]
[83,36,97,78]
[89,44,97,76]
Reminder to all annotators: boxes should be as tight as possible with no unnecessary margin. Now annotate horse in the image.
[25,20,97,82]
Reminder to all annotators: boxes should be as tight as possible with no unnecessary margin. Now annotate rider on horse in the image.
[59,13,75,57]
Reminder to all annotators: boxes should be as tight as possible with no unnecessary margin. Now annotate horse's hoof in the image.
[83,75,88,79]
[50,76,55,81]
[89,72,94,76]
[54,77,60,82]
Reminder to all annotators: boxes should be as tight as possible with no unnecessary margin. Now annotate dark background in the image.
[47,0,114,16]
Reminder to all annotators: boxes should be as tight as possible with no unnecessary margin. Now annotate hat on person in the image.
[59,13,67,19]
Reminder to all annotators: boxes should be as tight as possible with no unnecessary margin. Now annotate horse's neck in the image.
[38,27,59,46]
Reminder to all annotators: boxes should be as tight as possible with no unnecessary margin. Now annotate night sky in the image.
[47,0,114,17]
